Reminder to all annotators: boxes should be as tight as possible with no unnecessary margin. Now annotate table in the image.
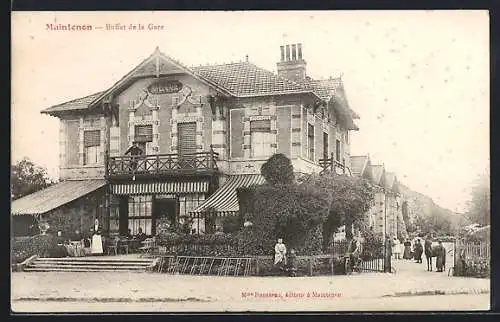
[64,241,85,257]
[119,239,142,253]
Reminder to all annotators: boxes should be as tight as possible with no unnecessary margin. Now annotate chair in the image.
[107,237,119,256]
[118,239,129,255]
[139,237,157,258]
[138,238,153,258]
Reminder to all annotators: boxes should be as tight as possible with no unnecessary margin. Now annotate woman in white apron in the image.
[91,219,104,255]
[274,238,287,268]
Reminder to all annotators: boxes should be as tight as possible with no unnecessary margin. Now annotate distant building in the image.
[350,155,407,240]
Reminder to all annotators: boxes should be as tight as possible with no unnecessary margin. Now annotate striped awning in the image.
[11,179,107,216]
[190,174,266,217]
[111,181,209,195]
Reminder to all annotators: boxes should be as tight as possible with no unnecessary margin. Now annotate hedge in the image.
[11,234,68,264]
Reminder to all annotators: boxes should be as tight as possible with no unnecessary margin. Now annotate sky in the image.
[11,11,489,213]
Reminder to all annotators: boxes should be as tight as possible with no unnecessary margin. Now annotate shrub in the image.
[11,234,67,263]
[222,216,242,234]
[260,154,295,185]
[238,183,329,255]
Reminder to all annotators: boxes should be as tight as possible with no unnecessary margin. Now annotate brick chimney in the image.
[277,43,307,82]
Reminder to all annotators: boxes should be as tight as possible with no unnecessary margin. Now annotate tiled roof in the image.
[350,155,370,176]
[303,78,342,101]
[40,49,358,122]
[191,62,310,97]
[41,92,104,114]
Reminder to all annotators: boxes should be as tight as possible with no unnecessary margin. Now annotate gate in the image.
[332,238,389,273]
[358,240,386,272]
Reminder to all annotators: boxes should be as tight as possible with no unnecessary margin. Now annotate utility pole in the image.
[384,189,387,240]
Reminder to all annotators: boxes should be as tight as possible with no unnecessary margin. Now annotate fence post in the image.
[255,257,260,276]
[331,255,334,275]
[309,257,313,276]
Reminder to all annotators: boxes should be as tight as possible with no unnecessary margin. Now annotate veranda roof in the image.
[11,179,107,215]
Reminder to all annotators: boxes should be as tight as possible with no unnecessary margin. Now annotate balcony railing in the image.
[106,148,219,178]
[318,153,345,175]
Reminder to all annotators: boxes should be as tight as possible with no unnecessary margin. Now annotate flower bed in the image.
[463,257,490,278]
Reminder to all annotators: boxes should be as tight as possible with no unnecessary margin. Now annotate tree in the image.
[466,170,490,227]
[235,154,329,254]
[307,171,375,249]
[11,158,54,200]
[260,153,295,185]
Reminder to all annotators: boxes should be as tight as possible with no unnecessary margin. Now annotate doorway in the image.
[154,198,178,228]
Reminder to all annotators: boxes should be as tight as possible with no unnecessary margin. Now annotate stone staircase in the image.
[23,256,156,273]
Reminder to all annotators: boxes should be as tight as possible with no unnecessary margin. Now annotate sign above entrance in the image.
[147,79,183,95]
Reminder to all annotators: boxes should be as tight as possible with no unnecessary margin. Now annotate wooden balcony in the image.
[319,153,346,175]
[106,149,219,180]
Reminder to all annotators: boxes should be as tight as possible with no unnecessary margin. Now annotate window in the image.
[250,120,273,158]
[308,124,314,160]
[323,132,329,159]
[134,125,153,155]
[83,130,100,165]
[109,197,120,234]
[128,195,153,235]
[335,139,341,161]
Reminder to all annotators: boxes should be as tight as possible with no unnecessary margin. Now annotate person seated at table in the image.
[135,228,147,242]
[125,229,133,240]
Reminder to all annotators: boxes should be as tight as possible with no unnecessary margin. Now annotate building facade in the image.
[12,44,359,237]
[350,155,407,240]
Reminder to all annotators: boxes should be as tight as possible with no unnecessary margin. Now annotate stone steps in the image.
[24,257,155,273]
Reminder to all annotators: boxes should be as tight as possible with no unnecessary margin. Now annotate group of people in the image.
[390,235,447,272]
[273,237,362,276]
[391,237,420,261]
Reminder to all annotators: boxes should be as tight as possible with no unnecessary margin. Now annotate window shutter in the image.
[135,125,153,142]
[177,122,197,155]
[230,109,244,158]
[84,130,100,147]
[250,120,271,132]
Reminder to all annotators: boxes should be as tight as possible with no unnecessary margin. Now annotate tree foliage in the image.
[466,170,490,227]
[236,154,376,254]
[307,171,375,249]
[11,158,55,200]
[239,183,330,254]
[411,206,455,237]
[260,153,295,185]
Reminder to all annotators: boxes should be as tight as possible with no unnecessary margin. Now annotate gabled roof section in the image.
[350,155,370,177]
[303,78,359,119]
[191,62,314,97]
[369,164,386,187]
[384,172,397,191]
[302,77,359,130]
[88,47,233,108]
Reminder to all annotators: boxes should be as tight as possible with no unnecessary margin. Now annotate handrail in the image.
[318,152,345,174]
[107,150,219,177]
